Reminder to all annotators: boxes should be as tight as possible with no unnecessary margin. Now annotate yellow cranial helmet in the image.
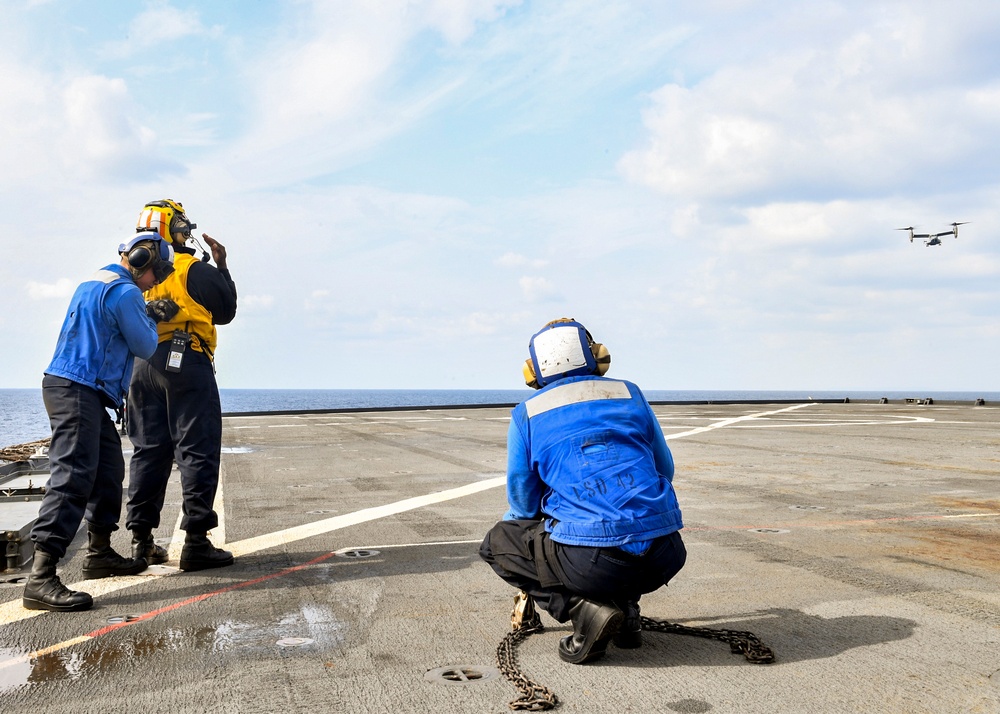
[522,318,611,389]
[136,199,197,245]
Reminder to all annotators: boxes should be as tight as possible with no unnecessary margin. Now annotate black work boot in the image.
[22,547,94,612]
[179,532,234,571]
[131,529,168,565]
[557,597,623,664]
[612,599,642,649]
[81,528,148,579]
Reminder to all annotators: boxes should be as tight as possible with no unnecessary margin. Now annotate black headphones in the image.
[126,243,156,269]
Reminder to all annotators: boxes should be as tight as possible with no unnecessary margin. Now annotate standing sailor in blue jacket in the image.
[480,318,687,663]
[24,234,178,612]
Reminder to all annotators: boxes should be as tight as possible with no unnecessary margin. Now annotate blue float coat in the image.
[45,263,158,407]
[504,374,684,553]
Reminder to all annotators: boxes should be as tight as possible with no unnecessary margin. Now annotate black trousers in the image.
[31,376,126,559]
[126,341,222,534]
[480,519,687,622]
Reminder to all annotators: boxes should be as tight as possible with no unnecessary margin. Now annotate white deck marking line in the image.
[214,467,226,546]
[226,475,505,558]
[0,404,841,628]
[0,406,807,627]
[160,468,226,562]
[730,416,936,428]
[664,403,815,440]
[333,539,483,552]
[0,476,506,627]
[167,507,184,562]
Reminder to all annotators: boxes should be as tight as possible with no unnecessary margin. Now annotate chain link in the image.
[496,622,560,711]
[495,598,776,711]
[639,616,776,664]
[497,592,559,711]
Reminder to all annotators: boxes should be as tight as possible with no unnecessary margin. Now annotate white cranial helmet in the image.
[522,318,610,389]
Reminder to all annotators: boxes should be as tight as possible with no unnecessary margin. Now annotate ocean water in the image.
[1,387,996,450]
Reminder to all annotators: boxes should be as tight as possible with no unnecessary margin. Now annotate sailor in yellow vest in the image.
[126,200,238,571]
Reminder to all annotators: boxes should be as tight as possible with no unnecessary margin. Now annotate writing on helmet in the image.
[522,318,611,389]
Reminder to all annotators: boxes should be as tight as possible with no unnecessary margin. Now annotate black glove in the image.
[145,299,180,323]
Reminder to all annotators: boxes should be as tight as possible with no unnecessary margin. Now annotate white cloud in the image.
[619,6,1000,203]
[0,61,56,185]
[495,252,547,269]
[241,294,275,309]
[0,65,180,187]
[519,275,558,302]
[222,0,523,187]
[61,76,155,173]
[412,0,522,45]
[27,279,74,300]
[1,1,999,394]
[102,3,209,58]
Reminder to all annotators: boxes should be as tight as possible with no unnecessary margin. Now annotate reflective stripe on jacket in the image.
[45,264,157,407]
[505,375,683,547]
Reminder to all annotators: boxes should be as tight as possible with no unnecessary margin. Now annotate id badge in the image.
[166,330,191,373]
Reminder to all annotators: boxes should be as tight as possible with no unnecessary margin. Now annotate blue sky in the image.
[1,0,998,391]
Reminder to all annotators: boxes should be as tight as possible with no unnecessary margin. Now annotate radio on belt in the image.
[166,330,191,373]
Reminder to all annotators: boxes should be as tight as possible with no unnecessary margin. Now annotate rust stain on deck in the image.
[932,497,1000,513]
[906,526,1000,571]
[898,497,999,572]
[867,498,1000,572]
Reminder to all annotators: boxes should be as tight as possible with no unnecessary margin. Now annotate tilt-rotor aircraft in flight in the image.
[898,222,969,247]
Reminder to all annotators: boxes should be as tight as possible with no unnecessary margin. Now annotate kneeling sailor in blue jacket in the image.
[480,318,687,663]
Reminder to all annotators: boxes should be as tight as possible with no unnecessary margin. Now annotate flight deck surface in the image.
[1,401,998,713]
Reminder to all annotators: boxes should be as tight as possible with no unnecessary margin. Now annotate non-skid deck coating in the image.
[1,401,998,714]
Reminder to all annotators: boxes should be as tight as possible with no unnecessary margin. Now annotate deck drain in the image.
[0,576,27,587]
[277,637,315,648]
[424,665,500,685]
[107,614,143,624]
[789,505,826,510]
[335,549,380,559]
[749,528,790,534]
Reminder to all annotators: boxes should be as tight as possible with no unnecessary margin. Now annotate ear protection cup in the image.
[119,233,175,282]
[523,359,540,389]
[127,244,155,269]
[591,342,611,376]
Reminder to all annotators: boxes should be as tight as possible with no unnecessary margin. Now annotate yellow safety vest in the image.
[145,253,218,358]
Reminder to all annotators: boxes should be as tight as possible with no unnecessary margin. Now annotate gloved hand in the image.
[145,299,180,323]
